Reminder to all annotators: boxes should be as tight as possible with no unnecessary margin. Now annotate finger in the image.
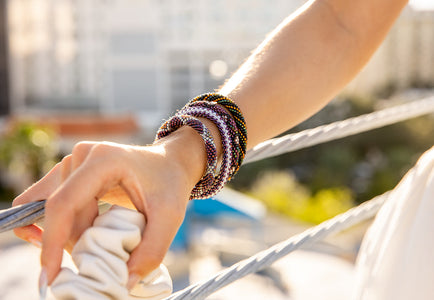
[126,206,185,288]
[70,142,130,208]
[60,155,72,182]
[14,224,43,247]
[12,164,62,244]
[71,141,96,170]
[41,200,74,285]
[41,158,122,284]
[14,142,96,206]
[12,163,62,206]
[67,201,99,249]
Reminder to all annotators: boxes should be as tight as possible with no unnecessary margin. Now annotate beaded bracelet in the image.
[156,115,218,198]
[179,106,233,198]
[189,93,247,175]
[181,101,240,180]
[155,93,248,200]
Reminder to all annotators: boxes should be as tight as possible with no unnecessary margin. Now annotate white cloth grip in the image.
[51,205,173,300]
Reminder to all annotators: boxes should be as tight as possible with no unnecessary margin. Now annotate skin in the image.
[13,0,409,289]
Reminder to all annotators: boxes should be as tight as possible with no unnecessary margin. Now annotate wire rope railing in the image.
[244,96,434,164]
[164,191,390,299]
[0,96,433,299]
[2,97,433,231]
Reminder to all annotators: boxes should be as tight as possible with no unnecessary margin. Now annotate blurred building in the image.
[4,0,434,138]
[346,5,434,95]
[6,0,305,135]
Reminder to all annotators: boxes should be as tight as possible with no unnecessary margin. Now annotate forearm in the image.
[220,0,409,148]
[159,0,408,188]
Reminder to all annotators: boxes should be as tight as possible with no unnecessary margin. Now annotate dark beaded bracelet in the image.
[181,101,241,180]
[189,93,247,177]
[156,115,218,199]
[156,93,248,199]
[179,107,233,198]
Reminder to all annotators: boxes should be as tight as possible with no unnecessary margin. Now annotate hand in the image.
[13,126,209,287]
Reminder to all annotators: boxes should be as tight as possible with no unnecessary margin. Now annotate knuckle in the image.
[60,154,72,165]
[72,141,94,156]
[89,142,129,164]
[52,161,63,171]
[90,142,115,155]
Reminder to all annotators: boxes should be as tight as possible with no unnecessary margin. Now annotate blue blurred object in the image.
[170,188,265,251]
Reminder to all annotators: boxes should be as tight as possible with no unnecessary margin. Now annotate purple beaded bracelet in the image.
[156,94,248,200]
[179,106,233,198]
[190,93,247,173]
[156,115,218,199]
[180,101,241,180]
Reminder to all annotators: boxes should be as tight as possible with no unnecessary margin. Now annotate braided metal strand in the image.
[0,200,46,233]
[164,191,390,300]
[0,201,112,233]
[244,96,434,164]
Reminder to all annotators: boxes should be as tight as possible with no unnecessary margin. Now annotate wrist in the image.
[153,93,245,199]
[153,121,222,190]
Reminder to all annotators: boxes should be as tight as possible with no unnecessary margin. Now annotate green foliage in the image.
[249,171,354,224]
[230,91,434,217]
[305,188,354,224]
[249,172,310,217]
[0,122,59,199]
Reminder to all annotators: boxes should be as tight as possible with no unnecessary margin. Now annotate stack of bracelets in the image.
[155,93,247,200]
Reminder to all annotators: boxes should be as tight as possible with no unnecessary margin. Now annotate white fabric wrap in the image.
[51,205,173,300]
[353,146,434,299]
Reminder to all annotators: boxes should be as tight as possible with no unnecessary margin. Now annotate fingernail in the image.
[127,273,140,290]
[39,267,47,300]
[29,238,42,249]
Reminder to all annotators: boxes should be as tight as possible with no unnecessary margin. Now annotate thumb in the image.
[126,208,184,289]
